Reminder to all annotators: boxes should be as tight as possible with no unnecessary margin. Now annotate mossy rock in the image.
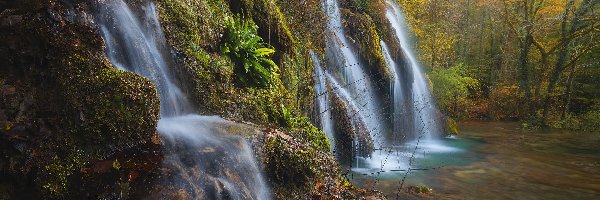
[339,0,403,62]
[340,7,396,126]
[284,116,331,152]
[340,8,393,107]
[260,128,385,199]
[277,0,327,52]
[228,0,295,55]
[227,0,316,117]
[157,0,231,52]
[157,0,315,126]
[0,1,161,198]
[329,85,374,162]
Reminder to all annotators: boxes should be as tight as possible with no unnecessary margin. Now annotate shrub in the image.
[549,113,582,130]
[223,15,279,88]
[582,110,600,132]
[429,63,479,118]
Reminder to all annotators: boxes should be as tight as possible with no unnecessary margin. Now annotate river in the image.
[349,121,600,199]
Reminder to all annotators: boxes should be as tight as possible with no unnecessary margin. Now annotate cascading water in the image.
[318,0,452,173]
[96,0,270,199]
[385,0,441,142]
[326,71,374,164]
[381,41,406,143]
[97,0,189,117]
[323,0,386,162]
[311,51,336,151]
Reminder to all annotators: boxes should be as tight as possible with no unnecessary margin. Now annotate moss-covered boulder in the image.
[0,1,161,198]
[260,128,385,199]
[330,85,374,162]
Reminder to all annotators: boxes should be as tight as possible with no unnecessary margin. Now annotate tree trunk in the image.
[518,35,533,107]
[542,0,575,126]
[562,65,578,119]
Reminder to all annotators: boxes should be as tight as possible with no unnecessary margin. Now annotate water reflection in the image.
[350,122,600,199]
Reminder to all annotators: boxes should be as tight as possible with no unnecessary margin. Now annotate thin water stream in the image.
[96,0,270,199]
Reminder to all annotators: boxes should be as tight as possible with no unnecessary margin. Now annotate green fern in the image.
[223,15,279,88]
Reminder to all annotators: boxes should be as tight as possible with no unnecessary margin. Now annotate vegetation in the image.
[223,15,279,88]
[429,63,479,119]
[397,0,600,130]
[0,2,162,198]
[2,0,598,198]
[155,0,368,198]
[341,8,393,90]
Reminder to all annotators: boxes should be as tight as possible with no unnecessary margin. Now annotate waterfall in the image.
[311,51,336,151]
[381,41,407,144]
[323,0,386,160]
[317,0,448,172]
[96,0,270,199]
[97,0,189,117]
[385,0,441,141]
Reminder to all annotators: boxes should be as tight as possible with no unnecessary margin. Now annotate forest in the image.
[402,0,600,130]
[0,0,599,199]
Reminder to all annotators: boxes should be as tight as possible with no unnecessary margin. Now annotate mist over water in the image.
[96,0,270,199]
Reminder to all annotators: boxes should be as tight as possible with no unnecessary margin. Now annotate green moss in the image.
[0,4,161,197]
[41,49,160,198]
[158,0,231,52]
[261,129,341,199]
[278,48,316,117]
[341,9,392,91]
[229,0,295,54]
[42,150,86,196]
[54,53,160,154]
[340,0,401,60]
[285,116,331,152]
[277,0,326,52]
[263,134,318,186]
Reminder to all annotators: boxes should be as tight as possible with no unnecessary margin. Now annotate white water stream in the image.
[96,0,270,199]
[318,0,449,172]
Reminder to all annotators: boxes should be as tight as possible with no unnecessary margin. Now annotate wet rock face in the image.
[149,136,260,199]
[0,0,161,198]
[329,84,374,163]
[339,8,392,101]
[258,128,386,200]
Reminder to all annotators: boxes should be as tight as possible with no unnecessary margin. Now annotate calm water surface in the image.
[350,122,600,199]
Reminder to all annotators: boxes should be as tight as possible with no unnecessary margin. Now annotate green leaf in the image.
[255,48,275,57]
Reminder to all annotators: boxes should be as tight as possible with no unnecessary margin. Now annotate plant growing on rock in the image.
[223,15,279,88]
